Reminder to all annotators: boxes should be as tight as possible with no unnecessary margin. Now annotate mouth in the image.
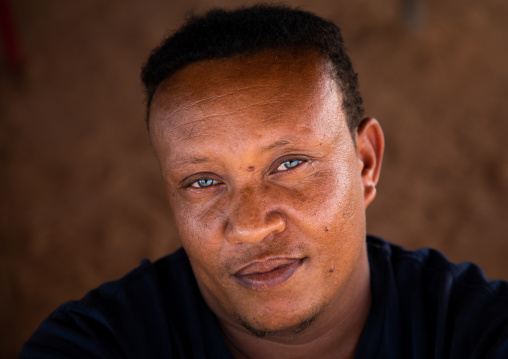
[232,257,307,291]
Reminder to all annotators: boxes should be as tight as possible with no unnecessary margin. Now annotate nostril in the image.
[265,211,286,234]
[225,210,286,245]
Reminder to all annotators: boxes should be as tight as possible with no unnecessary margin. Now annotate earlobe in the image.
[356,118,384,208]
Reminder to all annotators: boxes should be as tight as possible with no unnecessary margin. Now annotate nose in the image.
[224,187,286,244]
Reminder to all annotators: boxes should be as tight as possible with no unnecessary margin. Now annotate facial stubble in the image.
[234,305,324,339]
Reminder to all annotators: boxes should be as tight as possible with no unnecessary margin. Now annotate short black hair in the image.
[141,4,364,136]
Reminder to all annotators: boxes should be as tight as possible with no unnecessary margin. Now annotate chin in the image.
[234,305,323,339]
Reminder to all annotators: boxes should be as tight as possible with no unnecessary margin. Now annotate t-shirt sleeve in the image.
[486,329,508,358]
[19,301,124,358]
[18,258,172,358]
[18,251,231,359]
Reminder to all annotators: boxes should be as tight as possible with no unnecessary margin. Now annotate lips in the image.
[233,257,306,290]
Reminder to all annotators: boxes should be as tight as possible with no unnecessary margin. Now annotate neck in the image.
[220,252,371,359]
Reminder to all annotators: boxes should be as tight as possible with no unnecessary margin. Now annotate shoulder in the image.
[362,235,508,359]
[77,247,194,319]
[367,234,508,297]
[19,248,196,358]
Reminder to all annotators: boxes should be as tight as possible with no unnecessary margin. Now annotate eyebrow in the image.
[261,139,291,152]
[174,156,211,166]
[173,139,292,167]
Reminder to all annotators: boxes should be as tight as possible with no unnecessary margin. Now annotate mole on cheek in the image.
[247,166,255,171]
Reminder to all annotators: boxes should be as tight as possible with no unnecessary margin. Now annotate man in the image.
[20,5,508,359]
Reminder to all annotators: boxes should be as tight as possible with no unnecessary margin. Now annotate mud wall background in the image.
[1,0,507,357]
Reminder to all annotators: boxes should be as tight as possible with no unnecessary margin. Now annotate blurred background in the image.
[1,0,507,357]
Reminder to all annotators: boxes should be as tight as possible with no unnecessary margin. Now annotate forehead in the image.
[149,50,347,163]
[151,49,336,105]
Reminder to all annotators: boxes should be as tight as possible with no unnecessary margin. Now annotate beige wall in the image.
[1,0,508,357]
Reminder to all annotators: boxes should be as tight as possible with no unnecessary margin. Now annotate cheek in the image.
[284,166,362,228]
[283,163,366,273]
[169,195,227,270]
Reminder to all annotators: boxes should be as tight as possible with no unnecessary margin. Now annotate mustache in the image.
[225,241,309,273]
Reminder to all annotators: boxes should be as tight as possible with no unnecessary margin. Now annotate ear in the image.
[356,117,384,208]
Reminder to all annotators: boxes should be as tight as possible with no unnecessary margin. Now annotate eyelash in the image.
[186,158,306,189]
[275,159,303,172]
[189,178,220,188]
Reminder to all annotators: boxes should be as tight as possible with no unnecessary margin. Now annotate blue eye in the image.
[190,178,217,188]
[276,159,303,171]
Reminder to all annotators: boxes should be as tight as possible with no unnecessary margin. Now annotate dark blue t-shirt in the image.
[19,236,508,358]
[357,236,508,358]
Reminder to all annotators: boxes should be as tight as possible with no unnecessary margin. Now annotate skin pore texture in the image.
[149,49,384,359]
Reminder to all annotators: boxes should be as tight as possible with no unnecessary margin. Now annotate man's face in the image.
[149,50,372,335]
